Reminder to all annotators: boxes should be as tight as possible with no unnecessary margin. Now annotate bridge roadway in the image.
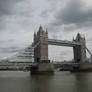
[0,62,37,70]
[0,61,81,70]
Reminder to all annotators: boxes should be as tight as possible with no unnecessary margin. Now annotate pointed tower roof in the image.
[34,32,36,37]
[46,28,48,34]
[39,25,43,31]
[76,33,81,41]
[40,25,42,29]
[77,33,81,38]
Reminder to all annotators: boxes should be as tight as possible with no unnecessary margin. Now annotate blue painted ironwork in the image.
[33,41,40,49]
[86,47,92,56]
[48,39,80,47]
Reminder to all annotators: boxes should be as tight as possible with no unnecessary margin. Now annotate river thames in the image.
[0,71,92,92]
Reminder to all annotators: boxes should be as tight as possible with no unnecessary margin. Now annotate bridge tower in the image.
[31,26,54,74]
[73,33,86,63]
[34,25,48,62]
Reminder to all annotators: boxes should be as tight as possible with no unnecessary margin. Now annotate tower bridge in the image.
[1,26,92,73]
[33,26,86,64]
[31,26,87,74]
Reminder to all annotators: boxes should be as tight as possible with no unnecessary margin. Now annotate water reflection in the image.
[0,71,92,92]
[74,72,92,92]
[31,75,53,92]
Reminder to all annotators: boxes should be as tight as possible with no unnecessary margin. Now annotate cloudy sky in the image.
[0,0,92,61]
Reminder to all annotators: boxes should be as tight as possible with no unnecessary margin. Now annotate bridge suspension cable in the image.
[7,44,34,62]
[86,47,92,62]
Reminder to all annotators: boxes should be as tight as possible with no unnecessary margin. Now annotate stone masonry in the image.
[73,33,86,63]
[34,26,48,63]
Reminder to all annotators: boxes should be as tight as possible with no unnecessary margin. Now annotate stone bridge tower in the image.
[73,33,86,63]
[31,26,54,74]
[34,26,48,63]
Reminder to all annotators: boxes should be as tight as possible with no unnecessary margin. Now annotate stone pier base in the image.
[79,63,92,71]
[70,63,92,72]
[31,63,54,74]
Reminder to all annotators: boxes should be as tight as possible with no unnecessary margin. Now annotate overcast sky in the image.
[0,0,92,61]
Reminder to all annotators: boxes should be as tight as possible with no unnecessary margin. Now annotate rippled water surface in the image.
[0,71,92,92]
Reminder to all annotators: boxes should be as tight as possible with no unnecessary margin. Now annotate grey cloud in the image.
[0,0,33,32]
[0,0,35,59]
[0,0,92,61]
[0,0,21,30]
[0,39,14,43]
[0,46,22,53]
[0,0,22,17]
[50,0,92,29]
[40,9,50,18]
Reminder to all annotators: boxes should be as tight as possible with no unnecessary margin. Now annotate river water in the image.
[0,71,92,92]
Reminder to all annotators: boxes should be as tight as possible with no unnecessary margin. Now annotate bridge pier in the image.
[31,62,54,74]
